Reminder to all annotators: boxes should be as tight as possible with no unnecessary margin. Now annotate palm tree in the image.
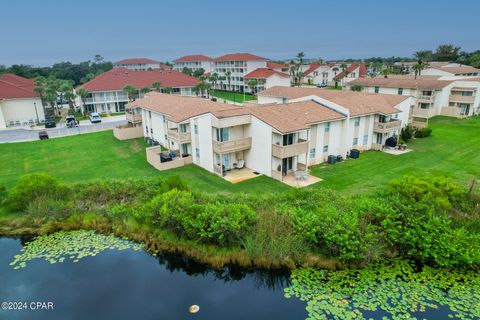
[340,63,347,71]
[296,52,305,84]
[163,87,172,94]
[209,72,219,91]
[332,67,339,75]
[123,85,138,101]
[379,68,390,78]
[34,76,48,119]
[288,61,298,86]
[225,71,232,91]
[140,87,151,98]
[412,50,432,78]
[247,79,258,95]
[152,81,161,92]
[76,88,90,115]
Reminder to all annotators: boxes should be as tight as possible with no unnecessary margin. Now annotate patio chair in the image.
[237,159,245,169]
[294,171,302,181]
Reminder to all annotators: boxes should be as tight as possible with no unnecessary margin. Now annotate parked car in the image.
[316,83,327,88]
[89,112,102,123]
[38,131,49,140]
[44,117,56,128]
[65,115,78,127]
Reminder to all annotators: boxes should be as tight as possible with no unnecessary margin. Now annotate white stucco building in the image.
[173,55,213,74]
[346,76,480,124]
[420,62,480,77]
[0,74,44,128]
[113,58,171,71]
[243,68,290,93]
[76,68,198,114]
[303,62,368,86]
[128,87,410,185]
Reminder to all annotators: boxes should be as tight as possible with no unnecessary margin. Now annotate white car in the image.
[89,112,102,123]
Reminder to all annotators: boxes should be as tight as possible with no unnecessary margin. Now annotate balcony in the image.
[417,95,434,102]
[167,129,191,143]
[272,139,309,159]
[213,137,252,154]
[126,113,142,124]
[449,95,475,103]
[146,146,193,171]
[411,107,436,118]
[373,120,401,133]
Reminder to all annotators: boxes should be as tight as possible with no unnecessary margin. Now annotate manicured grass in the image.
[309,116,480,194]
[326,85,342,90]
[0,116,478,195]
[211,90,256,103]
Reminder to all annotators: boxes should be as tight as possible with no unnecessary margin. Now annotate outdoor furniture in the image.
[160,153,172,163]
[237,159,245,169]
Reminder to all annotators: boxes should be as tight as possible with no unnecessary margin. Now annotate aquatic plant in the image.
[9,230,143,269]
[284,260,480,320]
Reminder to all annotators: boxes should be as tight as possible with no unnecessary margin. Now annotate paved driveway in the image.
[0,115,127,143]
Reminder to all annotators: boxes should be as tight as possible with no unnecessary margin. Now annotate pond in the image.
[0,234,306,320]
[1,232,478,320]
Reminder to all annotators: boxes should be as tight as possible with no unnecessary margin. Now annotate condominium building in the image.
[113,58,171,71]
[243,68,290,93]
[420,62,480,77]
[303,62,367,85]
[0,74,44,128]
[127,87,410,185]
[173,55,213,73]
[76,68,198,114]
[212,53,269,92]
[346,76,480,124]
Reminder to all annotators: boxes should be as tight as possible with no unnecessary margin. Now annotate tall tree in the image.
[123,85,138,101]
[192,68,205,78]
[209,73,219,91]
[152,81,161,92]
[76,88,90,115]
[225,71,232,91]
[247,79,258,95]
[434,44,461,61]
[296,52,305,85]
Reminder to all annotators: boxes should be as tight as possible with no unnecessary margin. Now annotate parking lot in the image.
[0,115,126,143]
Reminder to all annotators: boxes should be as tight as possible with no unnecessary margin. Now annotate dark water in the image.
[0,237,306,320]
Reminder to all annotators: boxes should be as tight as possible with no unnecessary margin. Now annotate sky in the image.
[1,0,479,66]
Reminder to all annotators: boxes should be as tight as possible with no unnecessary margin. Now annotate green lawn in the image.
[0,116,478,195]
[211,90,256,103]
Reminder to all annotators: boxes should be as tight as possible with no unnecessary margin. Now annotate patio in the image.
[222,167,261,183]
[282,171,322,188]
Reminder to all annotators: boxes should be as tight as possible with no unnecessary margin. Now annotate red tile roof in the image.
[77,68,198,92]
[115,58,160,65]
[174,55,213,63]
[267,61,287,69]
[244,68,290,79]
[0,74,38,100]
[214,53,267,62]
[304,63,324,76]
[334,63,367,79]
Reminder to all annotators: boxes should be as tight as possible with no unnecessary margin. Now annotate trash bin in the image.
[336,155,343,162]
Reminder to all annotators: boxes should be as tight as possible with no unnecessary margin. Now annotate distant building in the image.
[0,74,44,128]
[244,68,290,93]
[420,62,480,77]
[173,55,213,73]
[113,58,171,71]
[346,75,480,124]
[302,62,367,86]
[75,68,198,114]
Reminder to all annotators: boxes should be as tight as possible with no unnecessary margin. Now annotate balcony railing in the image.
[373,120,401,132]
[417,95,434,101]
[213,137,252,154]
[272,139,309,159]
[449,95,475,103]
[167,129,191,142]
[411,107,436,118]
[126,113,142,124]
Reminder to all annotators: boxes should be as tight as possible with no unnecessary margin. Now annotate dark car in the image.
[316,83,327,88]
[44,118,56,128]
[38,131,49,140]
[66,115,78,127]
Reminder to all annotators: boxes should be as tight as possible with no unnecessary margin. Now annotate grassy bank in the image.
[210,90,256,103]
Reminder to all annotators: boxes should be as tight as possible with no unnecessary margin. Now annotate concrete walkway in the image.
[0,115,126,143]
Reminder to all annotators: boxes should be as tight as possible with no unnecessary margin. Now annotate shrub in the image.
[400,125,414,142]
[414,127,432,138]
[350,84,364,92]
[26,197,74,219]
[3,173,70,212]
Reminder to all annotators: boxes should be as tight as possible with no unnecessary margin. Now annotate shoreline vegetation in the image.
[1,173,479,271]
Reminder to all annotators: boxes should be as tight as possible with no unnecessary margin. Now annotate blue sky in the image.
[1,0,479,66]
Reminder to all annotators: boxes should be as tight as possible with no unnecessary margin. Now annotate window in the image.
[145,126,148,134]
[363,135,368,145]
[148,111,151,119]
[163,116,166,123]
[324,122,330,133]
[398,88,403,95]
[283,133,295,146]
[216,128,230,142]
[353,137,358,145]
[449,102,456,107]
[323,145,328,152]
[354,117,360,127]
[150,128,153,134]
[419,103,430,109]
[309,148,316,159]
[179,123,188,133]
[194,124,198,134]
[195,148,200,158]
[374,86,379,93]
[461,91,473,96]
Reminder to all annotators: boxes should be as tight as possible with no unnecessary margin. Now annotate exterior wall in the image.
[191,114,214,172]
[173,61,212,73]
[265,75,291,90]
[244,117,272,176]
[114,63,161,70]
[113,125,143,140]
[0,97,45,128]
[420,68,453,76]
[214,59,267,92]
